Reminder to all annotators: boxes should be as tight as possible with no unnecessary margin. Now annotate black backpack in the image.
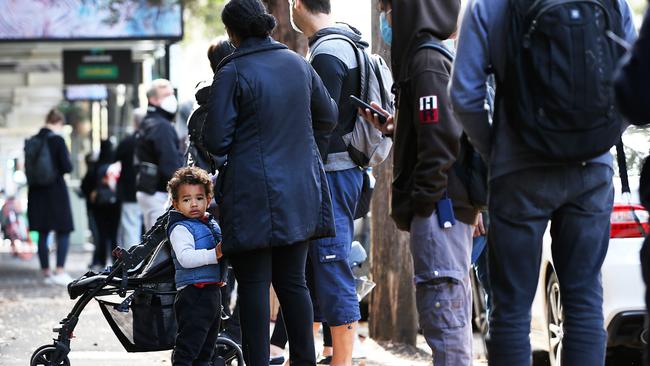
[185,101,225,174]
[417,40,490,210]
[503,0,625,161]
[24,132,57,187]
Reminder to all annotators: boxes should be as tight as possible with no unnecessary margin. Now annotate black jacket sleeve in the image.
[410,67,462,217]
[205,61,239,159]
[308,63,338,159]
[615,10,650,126]
[80,163,96,198]
[50,135,73,175]
[151,122,183,184]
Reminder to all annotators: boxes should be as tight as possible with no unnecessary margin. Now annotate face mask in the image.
[380,11,392,46]
[159,94,178,115]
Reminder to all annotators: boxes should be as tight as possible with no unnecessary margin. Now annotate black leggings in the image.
[230,242,315,366]
[271,307,333,349]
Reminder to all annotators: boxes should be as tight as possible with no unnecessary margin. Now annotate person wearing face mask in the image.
[361,1,479,365]
[135,78,184,231]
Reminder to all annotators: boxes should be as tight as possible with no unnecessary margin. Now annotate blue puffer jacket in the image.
[167,210,224,289]
[205,37,339,254]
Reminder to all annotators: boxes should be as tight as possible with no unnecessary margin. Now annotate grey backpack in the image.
[310,34,393,168]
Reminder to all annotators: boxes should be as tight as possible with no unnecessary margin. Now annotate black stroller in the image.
[30,211,244,366]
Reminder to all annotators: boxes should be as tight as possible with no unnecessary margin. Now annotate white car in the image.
[530,128,649,365]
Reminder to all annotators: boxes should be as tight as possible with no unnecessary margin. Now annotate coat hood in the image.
[391,0,461,80]
[309,23,369,49]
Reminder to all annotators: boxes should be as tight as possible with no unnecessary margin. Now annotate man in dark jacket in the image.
[615,9,650,126]
[363,1,478,364]
[614,10,650,364]
[289,1,369,363]
[450,0,636,364]
[115,109,144,248]
[135,79,183,231]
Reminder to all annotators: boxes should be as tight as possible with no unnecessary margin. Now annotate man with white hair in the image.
[135,79,183,230]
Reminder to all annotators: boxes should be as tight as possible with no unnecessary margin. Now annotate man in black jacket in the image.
[115,109,145,248]
[135,79,183,231]
[614,9,650,364]
[362,1,478,364]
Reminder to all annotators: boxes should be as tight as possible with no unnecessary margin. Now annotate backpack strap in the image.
[417,39,456,62]
[616,140,631,195]
[394,38,455,102]
[310,34,371,102]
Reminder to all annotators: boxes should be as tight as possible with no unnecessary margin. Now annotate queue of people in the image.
[22,0,650,365]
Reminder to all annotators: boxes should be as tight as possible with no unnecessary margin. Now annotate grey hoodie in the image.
[450,0,637,180]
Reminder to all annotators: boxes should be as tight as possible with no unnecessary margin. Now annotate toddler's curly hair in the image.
[167,166,213,201]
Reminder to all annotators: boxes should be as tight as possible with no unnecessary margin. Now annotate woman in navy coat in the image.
[204,1,338,364]
[27,109,74,286]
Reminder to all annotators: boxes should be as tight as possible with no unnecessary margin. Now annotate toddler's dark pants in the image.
[172,285,222,366]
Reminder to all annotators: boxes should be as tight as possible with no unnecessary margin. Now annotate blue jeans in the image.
[37,231,70,270]
[486,164,613,365]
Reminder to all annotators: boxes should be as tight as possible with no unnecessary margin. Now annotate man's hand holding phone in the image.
[356,100,395,136]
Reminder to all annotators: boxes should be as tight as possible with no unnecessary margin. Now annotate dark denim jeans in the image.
[486,164,613,366]
[37,231,70,269]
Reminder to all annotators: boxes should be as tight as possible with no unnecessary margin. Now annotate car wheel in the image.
[547,271,563,366]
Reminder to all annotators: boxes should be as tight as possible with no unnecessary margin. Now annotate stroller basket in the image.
[97,283,177,353]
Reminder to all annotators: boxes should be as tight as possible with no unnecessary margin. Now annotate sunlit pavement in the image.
[0,247,487,366]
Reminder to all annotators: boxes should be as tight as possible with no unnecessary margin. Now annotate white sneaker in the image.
[43,275,55,285]
[50,272,73,286]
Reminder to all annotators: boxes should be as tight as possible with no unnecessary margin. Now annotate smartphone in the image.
[350,95,388,125]
[436,197,456,229]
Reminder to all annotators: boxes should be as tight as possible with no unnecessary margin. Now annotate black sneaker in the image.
[316,356,332,365]
[270,355,285,365]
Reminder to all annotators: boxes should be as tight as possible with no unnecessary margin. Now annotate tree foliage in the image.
[182,0,227,40]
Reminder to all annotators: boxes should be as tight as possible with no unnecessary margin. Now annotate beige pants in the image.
[136,191,169,232]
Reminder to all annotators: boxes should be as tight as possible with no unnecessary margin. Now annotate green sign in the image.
[63,50,133,85]
[77,65,119,80]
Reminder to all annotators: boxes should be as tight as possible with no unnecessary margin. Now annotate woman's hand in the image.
[358,101,395,135]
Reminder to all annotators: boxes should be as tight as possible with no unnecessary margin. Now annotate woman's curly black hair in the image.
[222,0,277,40]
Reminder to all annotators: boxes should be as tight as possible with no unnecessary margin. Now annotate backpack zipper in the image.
[524,0,610,46]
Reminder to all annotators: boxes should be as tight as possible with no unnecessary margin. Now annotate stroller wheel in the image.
[30,345,70,366]
[213,337,245,365]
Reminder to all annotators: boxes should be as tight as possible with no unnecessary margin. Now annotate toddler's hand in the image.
[216,242,223,260]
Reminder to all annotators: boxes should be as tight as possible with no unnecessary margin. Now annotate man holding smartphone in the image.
[361,1,478,365]
[289,1,369,364]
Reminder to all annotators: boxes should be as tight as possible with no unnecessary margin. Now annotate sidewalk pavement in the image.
[0,245,487,365]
